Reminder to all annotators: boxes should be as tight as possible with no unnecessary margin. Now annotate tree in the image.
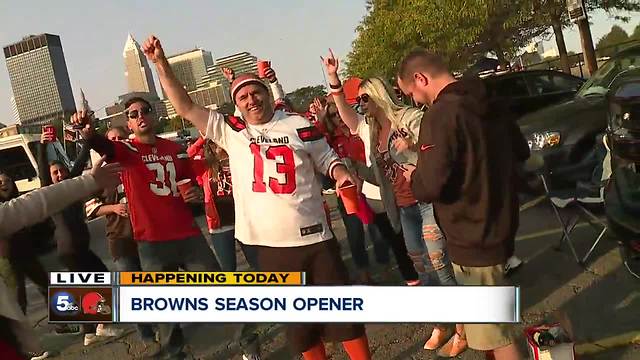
[632,23,640,39]
[345,0,547,79]
[532,0,640,73]
[285,85,326,113]
[596,25,630,56]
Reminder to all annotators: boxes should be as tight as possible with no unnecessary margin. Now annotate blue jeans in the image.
[209,229,259,271]
[138,234,220,356]
[337,197,390,270]
[113,255,156,342]
[399,202,456,286]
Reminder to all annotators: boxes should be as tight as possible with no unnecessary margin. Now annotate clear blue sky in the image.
[0,1,637,124]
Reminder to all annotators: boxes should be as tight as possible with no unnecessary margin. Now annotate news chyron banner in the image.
[49,272,521,323]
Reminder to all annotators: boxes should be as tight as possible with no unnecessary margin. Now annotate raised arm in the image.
[321,49,360,132]
[69,143,91,178]
[0,158,122,238]
[264,66,285,102]
[37,137,53,187]
[142,36,210,134]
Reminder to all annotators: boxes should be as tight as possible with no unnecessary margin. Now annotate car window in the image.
[578,51,640,97]
[528,73,560,95]
[551,74,583,91]
[0,146,37,181]
[494,76,529,97]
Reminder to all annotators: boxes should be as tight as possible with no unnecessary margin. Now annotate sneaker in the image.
[28,350,59,360]
[504,256,523,276]
[242,353,262,360]
[436,332,468,358]
[140,340,162,359]
[322,188,336,195]
[53,324,81,335]
[95,324,125,337]
[84,334,105,346]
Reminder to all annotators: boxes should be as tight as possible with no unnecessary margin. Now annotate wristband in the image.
[330,87,343,95]
[329,82,342,89]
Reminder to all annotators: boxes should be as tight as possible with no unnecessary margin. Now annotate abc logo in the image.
[51,291,80,315]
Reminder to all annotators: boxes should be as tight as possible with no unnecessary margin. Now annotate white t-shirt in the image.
[354,119,382,200]
[205,110,341,247]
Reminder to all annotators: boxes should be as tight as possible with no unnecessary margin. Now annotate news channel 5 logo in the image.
[50,291,80,316]
[50,291,112,316]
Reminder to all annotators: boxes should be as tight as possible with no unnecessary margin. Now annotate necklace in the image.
[246,116,279,139]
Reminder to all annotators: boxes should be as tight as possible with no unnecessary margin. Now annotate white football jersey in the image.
[205,110,342,247]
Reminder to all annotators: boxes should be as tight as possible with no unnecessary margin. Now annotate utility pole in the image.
[568,0,598,75]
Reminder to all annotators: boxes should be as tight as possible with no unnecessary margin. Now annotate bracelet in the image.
[330,87,343,95]
[329,82,342,89]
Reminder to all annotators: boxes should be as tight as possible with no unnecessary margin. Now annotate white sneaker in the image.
[505,256,523,275]
[322,188,336,195]
[29,350,58,360]
[242,354,262,360]
[95,324,125,337]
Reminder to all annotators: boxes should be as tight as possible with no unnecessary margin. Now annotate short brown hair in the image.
[398,48,449,80]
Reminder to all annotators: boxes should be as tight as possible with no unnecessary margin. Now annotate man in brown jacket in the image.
[397,49,529,360]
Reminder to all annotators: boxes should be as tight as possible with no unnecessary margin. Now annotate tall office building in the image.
[9,96,20,124]
[123,34,157,96]
[167,48,214,92]
[199,51,258,87]
[163,81,229,118]
[3,33,76,128]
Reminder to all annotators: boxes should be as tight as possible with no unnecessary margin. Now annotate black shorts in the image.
[255,238,365,353]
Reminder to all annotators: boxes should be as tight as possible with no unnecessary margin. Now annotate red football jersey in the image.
[111,137,201,242]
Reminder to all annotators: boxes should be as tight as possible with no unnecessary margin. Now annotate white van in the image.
[0,134,72,193]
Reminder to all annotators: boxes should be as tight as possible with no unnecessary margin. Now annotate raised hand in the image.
[40,132,55,144]
[321,49,340,77]
[264,67,277,83]
[141,35,165,63]
[222,67,235,82]
[91,156,124,189]
[70,110,95,140]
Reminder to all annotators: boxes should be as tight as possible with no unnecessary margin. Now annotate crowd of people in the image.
[0,34,531,360]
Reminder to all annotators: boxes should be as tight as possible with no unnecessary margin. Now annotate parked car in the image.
[483,70,585,118]
[0,133,72,193]
[519,45,640,188]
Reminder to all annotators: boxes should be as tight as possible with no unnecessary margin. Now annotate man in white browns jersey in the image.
[143,35,372,360]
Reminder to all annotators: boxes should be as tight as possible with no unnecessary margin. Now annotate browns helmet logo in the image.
[82,292,111,315]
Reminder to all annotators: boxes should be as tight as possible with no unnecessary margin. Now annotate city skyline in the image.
[3,33,76,129]
[123,34,158,96]
[0,1,638,124]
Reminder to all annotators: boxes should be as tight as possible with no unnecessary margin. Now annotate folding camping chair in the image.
[537,135,611,265]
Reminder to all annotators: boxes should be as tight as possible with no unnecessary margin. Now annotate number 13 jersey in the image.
[205,110,342,247]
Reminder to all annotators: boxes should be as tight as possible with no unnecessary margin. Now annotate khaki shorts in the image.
[453,263,514,351]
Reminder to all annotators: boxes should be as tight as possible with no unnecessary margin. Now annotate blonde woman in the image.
[322,50,467,357]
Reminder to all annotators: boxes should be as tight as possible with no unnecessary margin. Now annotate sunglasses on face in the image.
[356,94,370,104]
[126,106,153,119]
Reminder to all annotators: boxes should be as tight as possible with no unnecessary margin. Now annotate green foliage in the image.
[597,25,630,56]
[632,23,640,39]
[285,85,327,113]
[345,0,548,79]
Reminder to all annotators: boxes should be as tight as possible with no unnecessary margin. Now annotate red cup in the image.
[338,183,359,215]
[257,60,271,78]
[43,125,56,142]
[176,179,193,198]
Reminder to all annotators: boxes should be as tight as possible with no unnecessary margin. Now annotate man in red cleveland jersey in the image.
[72,98,220,360]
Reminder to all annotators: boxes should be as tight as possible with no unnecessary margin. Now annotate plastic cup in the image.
[338,183,359,214]
[176,179,193,198]
[257,60,271,78]
[43,125,56,141]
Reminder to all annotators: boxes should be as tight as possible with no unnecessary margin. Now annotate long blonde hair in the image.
[359,77,422,144]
